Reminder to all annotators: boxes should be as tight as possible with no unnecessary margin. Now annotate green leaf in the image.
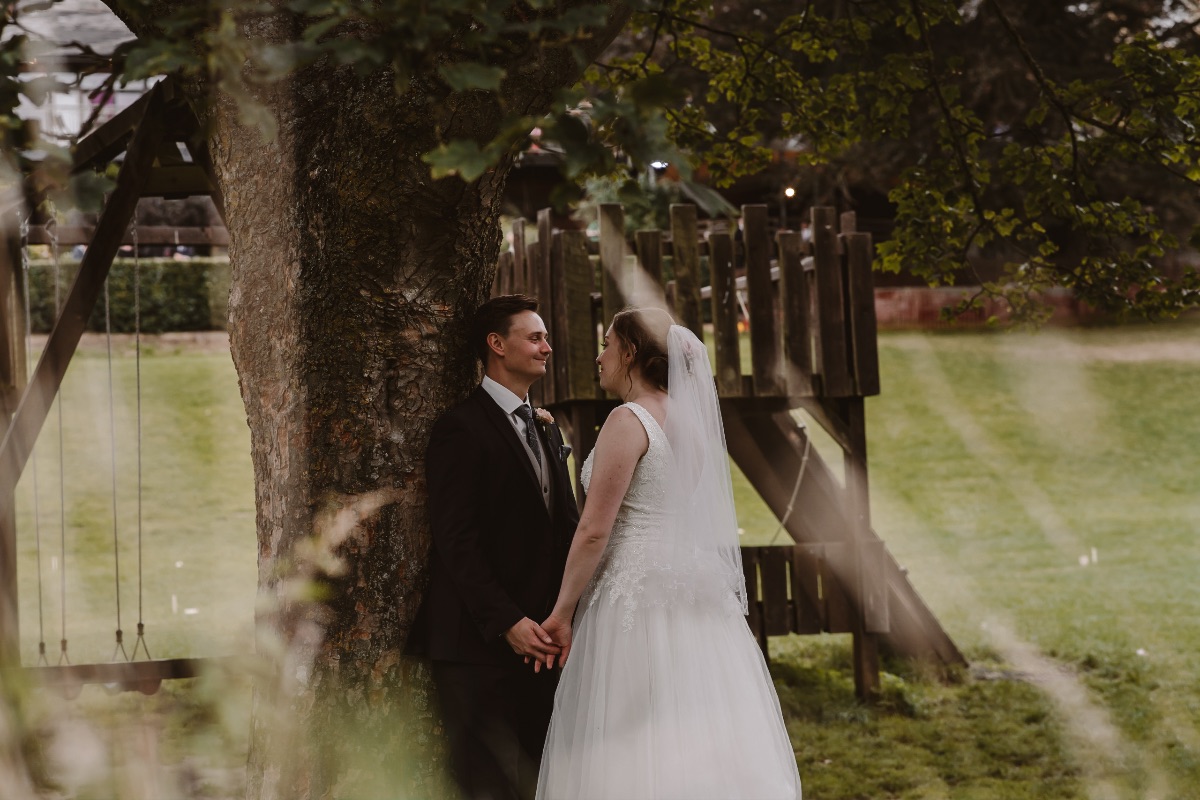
[438,63,506,92]
[423,139,494,181]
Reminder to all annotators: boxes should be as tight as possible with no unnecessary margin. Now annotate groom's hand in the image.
[504,617,559,666]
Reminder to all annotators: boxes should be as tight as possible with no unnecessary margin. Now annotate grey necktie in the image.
[513,404,542,466]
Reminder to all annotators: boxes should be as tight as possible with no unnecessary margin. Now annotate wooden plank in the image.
[28,656,232,693]
[860,539,890,634]
[840,211,857,234]
[741,549,768,657]
[549,231,570,400]
[493,250,513,297]
[599,204,626,327]
[823,543,856,634]
[511,218,527,294]
[668,205,702,336]
[635,229,663,290]
[760,546,792,636]
[777,231,813,397]
[707,231,741,397]
[743,205,782,396]
[811,207,853,396]
[845,232,880,396]
[0,87,164,517]
[559,230,595,402]
[536,210,555,406]
[791,545,825,634]
[524,239,544,408]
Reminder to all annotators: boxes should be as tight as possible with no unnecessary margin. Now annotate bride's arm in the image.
[542,407,648,662]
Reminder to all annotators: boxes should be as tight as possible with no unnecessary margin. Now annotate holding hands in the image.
[505,617,560,668]
[517,612,573,673]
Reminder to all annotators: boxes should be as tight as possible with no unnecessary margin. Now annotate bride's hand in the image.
[540,613,573,668]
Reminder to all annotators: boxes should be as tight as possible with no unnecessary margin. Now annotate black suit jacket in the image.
[416,386,579,666]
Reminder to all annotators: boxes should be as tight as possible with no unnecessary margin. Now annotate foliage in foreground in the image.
[3,1,1200,321]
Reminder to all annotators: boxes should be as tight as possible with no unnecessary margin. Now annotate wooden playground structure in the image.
[494,202,965,696]
[0,78,963,702]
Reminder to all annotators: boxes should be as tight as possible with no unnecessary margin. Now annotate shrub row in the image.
[24,258,231,333]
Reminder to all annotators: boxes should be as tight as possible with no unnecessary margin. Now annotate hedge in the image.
[24,258,231,333]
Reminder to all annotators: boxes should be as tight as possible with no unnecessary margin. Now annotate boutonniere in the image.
[535,408,573,460]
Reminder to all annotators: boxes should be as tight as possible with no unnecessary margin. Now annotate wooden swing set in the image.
[0,78,963,703]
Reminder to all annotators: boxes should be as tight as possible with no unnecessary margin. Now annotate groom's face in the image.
[493,310,552,383]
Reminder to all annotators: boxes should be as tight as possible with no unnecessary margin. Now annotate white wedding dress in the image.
[536,402,802,800]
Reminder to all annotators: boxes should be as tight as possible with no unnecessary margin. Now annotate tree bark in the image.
[104,2,629,796]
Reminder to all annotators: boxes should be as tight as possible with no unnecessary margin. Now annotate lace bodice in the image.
[580,402,718,630]
[580,402,669,520]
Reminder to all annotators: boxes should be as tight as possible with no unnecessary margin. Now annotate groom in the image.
[420,294,579,800]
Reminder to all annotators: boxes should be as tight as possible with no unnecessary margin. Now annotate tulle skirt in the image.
[536,574,802,800]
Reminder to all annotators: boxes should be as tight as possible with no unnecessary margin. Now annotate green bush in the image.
[25,258,231,333]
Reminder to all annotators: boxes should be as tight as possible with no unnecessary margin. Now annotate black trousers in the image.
[432,659,559,800]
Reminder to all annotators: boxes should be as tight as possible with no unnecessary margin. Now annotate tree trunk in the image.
[152,7,629,798]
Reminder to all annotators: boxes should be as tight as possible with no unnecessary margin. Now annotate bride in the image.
[535,308,802,800]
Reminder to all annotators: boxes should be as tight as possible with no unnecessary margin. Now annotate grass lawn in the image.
[8,320,1200,799]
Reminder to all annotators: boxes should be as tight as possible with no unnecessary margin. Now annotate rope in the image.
[131,218,150,662]
[18,211,48,666]
[767,420,812,546]
[49,213,69,666]
[103,268,127,662]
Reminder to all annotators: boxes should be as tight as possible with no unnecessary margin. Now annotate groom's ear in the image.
[486,332,505,359]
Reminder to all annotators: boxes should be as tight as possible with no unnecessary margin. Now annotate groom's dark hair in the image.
[471,294,540,365]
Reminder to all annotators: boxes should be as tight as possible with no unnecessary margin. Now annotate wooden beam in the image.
[70,89,156,176]
[0,89,165,515]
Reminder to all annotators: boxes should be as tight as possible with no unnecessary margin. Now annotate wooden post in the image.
[743,205,782,396]
[777,230,813,397]
[549,230,570,399]
[811,207,852,396]
[0,220,25,663]
[0,87,165,516]
[707,231,741,397]
[669,205,702,336]
[599,204,626,327]
[844,232,880,397]
[845,397,883,700]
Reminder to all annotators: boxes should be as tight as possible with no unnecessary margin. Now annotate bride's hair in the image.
[610,307,675,393]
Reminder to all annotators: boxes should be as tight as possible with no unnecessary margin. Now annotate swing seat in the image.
[27,657,220,696]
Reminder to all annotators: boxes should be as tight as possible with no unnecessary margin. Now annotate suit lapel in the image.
[471,388,546,508]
